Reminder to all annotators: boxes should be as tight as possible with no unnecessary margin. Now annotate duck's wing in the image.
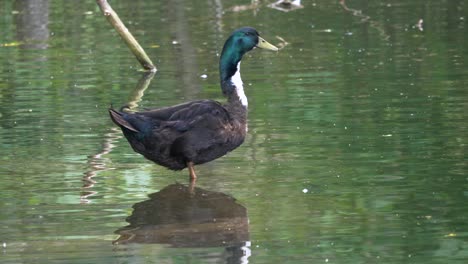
[168,100,229,122]
[136,100,215,121]
[167,101,238,161]
[109,108,139,132]
[110,100,229,134]
[109,108,159,134]
[169,100,232,133]
[110,101,237,167]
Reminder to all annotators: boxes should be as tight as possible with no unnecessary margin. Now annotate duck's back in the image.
[109,100,246,170]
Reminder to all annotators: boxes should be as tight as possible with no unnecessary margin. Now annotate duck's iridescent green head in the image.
[220,27,278,82]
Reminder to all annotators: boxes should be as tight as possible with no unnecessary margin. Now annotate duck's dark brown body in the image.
[109,99,247,171]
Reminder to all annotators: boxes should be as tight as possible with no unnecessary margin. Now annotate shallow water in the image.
[1,0,467,263]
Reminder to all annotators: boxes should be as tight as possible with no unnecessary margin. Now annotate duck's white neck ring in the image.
[231,62,247,107]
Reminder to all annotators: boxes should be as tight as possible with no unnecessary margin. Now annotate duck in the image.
[109,27,278,180]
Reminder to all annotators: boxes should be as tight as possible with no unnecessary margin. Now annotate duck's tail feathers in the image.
[109,108,139,133]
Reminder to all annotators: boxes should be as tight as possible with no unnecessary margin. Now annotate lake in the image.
[1,0,467,263]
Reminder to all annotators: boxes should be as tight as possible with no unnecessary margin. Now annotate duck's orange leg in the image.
[187,161,197,180]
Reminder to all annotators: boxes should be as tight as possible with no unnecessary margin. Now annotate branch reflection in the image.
[339,0,390,41]
[81,72,155,203]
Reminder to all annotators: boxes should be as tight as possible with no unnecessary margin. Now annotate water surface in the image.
[1,0,467,263]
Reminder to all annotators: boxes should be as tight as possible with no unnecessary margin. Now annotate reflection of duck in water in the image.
[109,27,278,180]
[114,183,250,261]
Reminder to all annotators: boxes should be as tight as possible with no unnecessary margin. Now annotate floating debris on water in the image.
[416,19,424,31]
[269,0,304,12]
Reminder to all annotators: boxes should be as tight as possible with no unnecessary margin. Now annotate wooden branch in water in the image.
[96,0,156,72]
[126,71,156,111]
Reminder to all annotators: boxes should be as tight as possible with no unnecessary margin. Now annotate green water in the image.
[1,0,467,263]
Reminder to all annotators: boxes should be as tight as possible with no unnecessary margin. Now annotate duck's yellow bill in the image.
[257,37,279,51]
